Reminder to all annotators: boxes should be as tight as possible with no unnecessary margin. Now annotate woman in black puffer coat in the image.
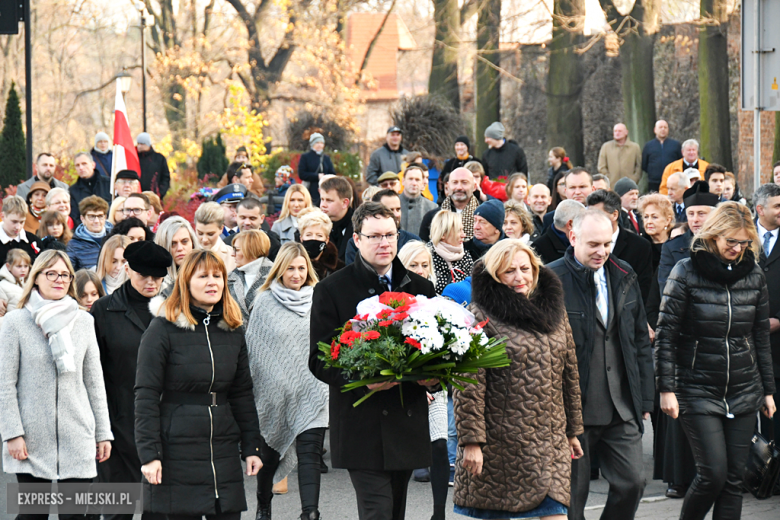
[655,202,776,520]
[135,250,262,519]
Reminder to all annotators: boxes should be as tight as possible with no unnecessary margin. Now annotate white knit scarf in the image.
[104,270,126,295]
[269,279,313,317]
[25,289,79,374]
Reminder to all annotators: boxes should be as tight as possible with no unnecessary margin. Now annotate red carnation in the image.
[352,314,369,321]
[405,337,422,350]
[331,341,340,360]
[393,312,409,321]
[394,304,411,313]
[339,330,362,346]
[363,331,381,341]
[378,292,417,308]
[378,309,393,320]
[378,320,394,327]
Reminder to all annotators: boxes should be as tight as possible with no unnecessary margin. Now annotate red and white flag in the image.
[110,78,140,197]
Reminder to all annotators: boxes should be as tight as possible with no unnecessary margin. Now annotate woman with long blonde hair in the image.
[108,196,127,225]
[96,234,131,295]
[135,250,262,519]
[272,184,312,245]
[656,202,776,519]
[0,250,113,494]
[246,242,326,520]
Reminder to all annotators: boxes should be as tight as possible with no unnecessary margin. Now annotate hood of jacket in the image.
[471,261,565,334]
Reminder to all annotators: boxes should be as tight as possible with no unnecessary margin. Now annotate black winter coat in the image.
[758,229,780,376]
[309,255,436,471]
[298,150,335,207]
[658,229,692,295]
[137,147,171,199]
[612,228,654,304]
[91,282,153,484]
[532,225,568,265]
[481,140,528,179]
[135,303,262,515]
[548,249,654,430]
[655,247,776,417]
[69,171,111,223]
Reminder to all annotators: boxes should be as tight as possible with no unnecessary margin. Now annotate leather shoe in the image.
[300,511,320,520]
[255,502,271,520]
[665,484,687,499]
[272,476,288,495]
[413,468,430,482]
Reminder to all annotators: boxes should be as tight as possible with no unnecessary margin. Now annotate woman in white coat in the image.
[0,250,113,517]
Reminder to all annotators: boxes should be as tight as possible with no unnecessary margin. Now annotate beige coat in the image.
[597,138,642,185]
[210,238,236,273]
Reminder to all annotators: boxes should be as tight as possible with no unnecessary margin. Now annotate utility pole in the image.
[24,0,32,177]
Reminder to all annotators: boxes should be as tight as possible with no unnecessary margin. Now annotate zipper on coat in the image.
[691,340,698,370]
[55,371,60,479]
[724,287,734,418]
[203,314,219,499]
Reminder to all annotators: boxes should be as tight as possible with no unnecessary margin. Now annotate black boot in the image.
[300,511,320,520]
[255,499,271,520]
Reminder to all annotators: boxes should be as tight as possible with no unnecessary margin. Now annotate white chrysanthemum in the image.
[421,330,445,353]
[451,327,472,355]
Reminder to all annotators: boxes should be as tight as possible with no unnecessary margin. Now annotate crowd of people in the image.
[0,119,777,520]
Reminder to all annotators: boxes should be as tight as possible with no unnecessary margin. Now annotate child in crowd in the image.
[275,165,295,197]
[74,269,105,312]
[0,249,31,323]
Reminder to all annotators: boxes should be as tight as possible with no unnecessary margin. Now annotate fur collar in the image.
[148,295,236,332]
[313,241,343,275]
[471,261,566,334]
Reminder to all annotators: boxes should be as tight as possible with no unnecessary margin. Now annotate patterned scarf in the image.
[441,196,479,239]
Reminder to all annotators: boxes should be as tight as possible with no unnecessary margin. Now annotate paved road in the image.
[2,418,777,519]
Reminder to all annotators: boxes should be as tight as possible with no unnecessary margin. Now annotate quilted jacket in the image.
[453,263,583,513]
[655,245,776,417]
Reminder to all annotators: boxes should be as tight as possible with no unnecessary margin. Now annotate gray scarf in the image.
[25,290,80,374]
[269,280,313,316]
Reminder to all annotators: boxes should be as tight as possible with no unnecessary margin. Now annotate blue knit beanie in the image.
[473,199,505,231]
[442,277,472,306]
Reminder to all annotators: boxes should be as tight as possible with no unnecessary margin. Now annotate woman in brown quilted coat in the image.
[453,239,584,519]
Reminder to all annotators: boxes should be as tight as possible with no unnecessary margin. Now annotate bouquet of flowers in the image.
[318,292,510,406]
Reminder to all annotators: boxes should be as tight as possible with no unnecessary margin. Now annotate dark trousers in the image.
[348,469,413,520]
[648,181,660,194]
[15,474,92,520]
[569,417,645,520]
[678,413,755,520]
[430,439,449,514]
[257,427,326,514]
[167,500,239,520]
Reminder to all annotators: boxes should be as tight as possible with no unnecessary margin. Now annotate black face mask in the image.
[302,239,326,258]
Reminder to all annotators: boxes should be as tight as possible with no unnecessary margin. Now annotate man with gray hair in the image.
[68,152,111,223]
[666,171,690,223]
[548,209,652,520]
[659,138,709,195]
[481,121,528,178]
[755,182,780,446]
[531,199,584,264]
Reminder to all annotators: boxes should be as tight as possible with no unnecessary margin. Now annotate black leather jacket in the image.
[655,247,775,417]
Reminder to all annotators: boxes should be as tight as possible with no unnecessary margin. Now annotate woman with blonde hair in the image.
[454,239,583,520]
[398,240,437,286]
[37,210,72,245]
[108,196,127,225]
[96,235,131,295]
[135,250,262,519]
[297,208,343,280]
[154,216,200,298]
[228,229,273,323]
[427,211,473,294]
[45,188,74,229]
[194,202,236,272]
[0,250,113,495]
[503,200,534,243]
[246,242,327,520]
[272,184,312,244]
[656,202,776,519]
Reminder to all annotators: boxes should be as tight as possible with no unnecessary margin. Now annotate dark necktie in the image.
[379,275,390,292]
[676,205,684,221]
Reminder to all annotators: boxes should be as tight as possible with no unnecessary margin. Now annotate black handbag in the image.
[743,429,780,499]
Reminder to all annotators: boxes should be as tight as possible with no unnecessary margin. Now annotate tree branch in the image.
[460,0,478,23]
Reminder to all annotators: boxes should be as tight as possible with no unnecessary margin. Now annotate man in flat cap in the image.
[91,240,172,520]
[366,126,409,186]
[658,180,720,292]
[114,170,142,199]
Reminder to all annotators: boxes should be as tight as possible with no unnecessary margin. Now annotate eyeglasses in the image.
[358,232,398,244]
[83,213,106,222]
[722,237,753,250]
[122,207,146,215]
[43,271,73,282]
